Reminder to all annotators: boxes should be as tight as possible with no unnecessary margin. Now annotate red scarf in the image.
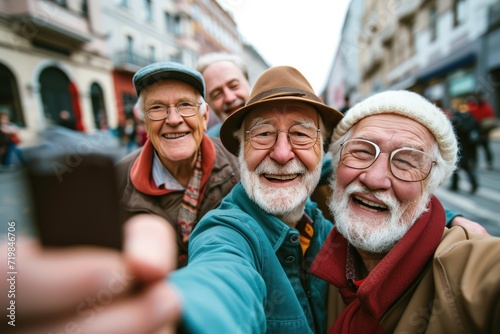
[129,135,216,200]
[311,196,445,334]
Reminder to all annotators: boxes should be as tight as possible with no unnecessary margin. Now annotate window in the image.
[165,12,181,36]
[145,0,153,21]
[90,83,107,130]
[0,63,24,126]
[453,0,467,26]
[430,4,437,41]
[49,0,67,7]
[81,0,88,17]
[149,46,155,63]
[126,35,134,61]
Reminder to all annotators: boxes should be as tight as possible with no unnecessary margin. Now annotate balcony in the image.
[361,39,384,78]
[114,51,154,72]
[489,2,500,30]
[173,0,191,16]
[3,0,90,50]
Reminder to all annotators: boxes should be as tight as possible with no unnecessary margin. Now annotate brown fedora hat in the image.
[220,66,343,155]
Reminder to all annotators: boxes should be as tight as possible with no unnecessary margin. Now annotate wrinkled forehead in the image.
[350,113,436,149]
[244,101,319,128]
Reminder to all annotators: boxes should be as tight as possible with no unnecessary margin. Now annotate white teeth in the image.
[264,174,298,180]
[163,132,188,139]
[354,196,388,211]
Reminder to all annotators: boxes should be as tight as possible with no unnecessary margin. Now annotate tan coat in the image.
[327,227,500,333]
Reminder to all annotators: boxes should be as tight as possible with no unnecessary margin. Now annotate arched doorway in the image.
[90,82,108,130]
[39,66,84,131]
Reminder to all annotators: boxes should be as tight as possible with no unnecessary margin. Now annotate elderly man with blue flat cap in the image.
[115,62,239,267]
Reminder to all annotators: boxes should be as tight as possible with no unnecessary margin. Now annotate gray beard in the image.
[239,154,322,225]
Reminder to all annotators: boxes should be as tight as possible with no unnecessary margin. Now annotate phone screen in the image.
[27,153,123,250]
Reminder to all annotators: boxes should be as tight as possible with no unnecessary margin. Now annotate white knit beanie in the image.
[332,90,458,178]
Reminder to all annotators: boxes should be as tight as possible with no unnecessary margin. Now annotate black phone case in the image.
[27,153,123,250]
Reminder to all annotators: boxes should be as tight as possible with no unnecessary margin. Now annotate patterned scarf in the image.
[311,196,445,334]
[178,149,203,243]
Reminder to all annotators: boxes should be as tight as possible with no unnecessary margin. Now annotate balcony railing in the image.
[114,51,156,71]
[6,0,90,48]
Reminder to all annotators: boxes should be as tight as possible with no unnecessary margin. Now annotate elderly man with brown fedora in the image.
[166,66,343,333]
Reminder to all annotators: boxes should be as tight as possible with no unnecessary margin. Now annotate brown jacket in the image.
[326,227,500,333]
[115,137,239,260]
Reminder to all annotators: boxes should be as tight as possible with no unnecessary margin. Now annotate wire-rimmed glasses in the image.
[145,101,203,121]
[246,123,320,150]
[339,139,436,182]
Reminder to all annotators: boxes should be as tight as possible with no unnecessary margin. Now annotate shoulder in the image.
[431,227,500,331]
[115,150,141,176]
[433,227,500,290]
[211,137,239,169]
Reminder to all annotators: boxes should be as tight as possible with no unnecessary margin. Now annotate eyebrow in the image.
[353,136,427,151]
[247,116,317,129]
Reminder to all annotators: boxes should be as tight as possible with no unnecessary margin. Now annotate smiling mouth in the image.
[163,132,189,139]
[263,173,299,181]
[352,195,388,213]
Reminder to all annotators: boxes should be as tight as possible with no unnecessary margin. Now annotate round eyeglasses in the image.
[339,139,436,182]
[246,123,320,150]
[145,101,203,121]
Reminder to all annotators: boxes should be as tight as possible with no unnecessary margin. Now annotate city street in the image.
[435,139,500,237]
[1,138,500,238]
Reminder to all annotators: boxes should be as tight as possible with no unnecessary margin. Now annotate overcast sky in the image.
[219,0,351,93]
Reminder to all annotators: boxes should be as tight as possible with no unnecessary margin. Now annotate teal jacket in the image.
[169,182,333,333]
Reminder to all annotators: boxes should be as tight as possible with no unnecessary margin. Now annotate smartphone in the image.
[27,153,124,250]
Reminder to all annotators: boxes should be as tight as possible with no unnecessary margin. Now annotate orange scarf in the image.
[129,134,216,201]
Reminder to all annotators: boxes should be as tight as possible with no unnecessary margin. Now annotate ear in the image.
[202,104,210,131]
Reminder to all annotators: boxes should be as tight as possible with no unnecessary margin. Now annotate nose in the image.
[223,87,237,104]
[164,106,183,125]
[358,152,392,190]
[269,131,294,164]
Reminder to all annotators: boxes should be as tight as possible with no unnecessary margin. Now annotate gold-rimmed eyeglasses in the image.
[145,101,203,121]
[246,123,320,150]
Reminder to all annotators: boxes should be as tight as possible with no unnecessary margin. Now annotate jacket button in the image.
[290,234,300,243]
[285,256,295,263]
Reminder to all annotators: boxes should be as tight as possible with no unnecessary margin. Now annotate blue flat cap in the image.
[133,61,205,97]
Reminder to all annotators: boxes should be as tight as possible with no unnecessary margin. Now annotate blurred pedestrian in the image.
[449,98,480,194]
[339,94,351,115]
[467,92,497,170]
[0,109,25,168]
[58,110,76,130]
[115,61,240,267]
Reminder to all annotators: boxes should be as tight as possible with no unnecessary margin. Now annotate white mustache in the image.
[255,158,307,176]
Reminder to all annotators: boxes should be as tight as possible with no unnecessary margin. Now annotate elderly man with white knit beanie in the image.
[311,90,500,333]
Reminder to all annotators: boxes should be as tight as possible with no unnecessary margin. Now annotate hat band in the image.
[247,87,322,105]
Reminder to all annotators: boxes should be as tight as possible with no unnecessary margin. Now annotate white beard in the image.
[239,154,322,224]
[329,181,430,253]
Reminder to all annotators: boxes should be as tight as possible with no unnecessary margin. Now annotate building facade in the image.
[0,0,115,144]
[323,0,500,115]
[0,0,270,147]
